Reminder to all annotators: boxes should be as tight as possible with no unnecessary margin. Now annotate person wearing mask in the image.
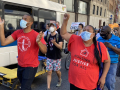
[96,29,101,39]
[44,23,58,37]
[60,13,110,90]
[0,15,47,90]
[75,23,84,36]
[45,23,63,90]
[44,23,50,37]
[97,26,120,90]
[56,21,60,34]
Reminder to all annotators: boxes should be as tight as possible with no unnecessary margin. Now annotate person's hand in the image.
[36,31,43,43]
[63,13,70,21]
[104,42,112,48]
[0,17,4,28]
[98,76,105,89]
[51,38,56,44]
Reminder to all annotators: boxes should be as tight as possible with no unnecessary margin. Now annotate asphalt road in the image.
[0,53,120,90]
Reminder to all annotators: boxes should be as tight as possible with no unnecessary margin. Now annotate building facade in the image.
[49,0,91,32]
[49,0,118,29]
[107,0,117,24]
[115,0,120,24]
[89,0,108,28]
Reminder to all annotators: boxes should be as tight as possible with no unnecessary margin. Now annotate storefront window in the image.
[78,1,87,14]
[64,0,74,12]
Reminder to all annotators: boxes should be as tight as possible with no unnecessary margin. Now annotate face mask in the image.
[100,34,108,39]
[81,31,92,41]
[49,27,55,33]
[78,28,82,31]
[20,19,27,29]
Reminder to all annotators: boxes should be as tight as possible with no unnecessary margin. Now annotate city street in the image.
[0,53,120,90]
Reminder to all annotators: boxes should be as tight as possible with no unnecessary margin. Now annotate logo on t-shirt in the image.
[17,36,31,52]
[80,48,89,57]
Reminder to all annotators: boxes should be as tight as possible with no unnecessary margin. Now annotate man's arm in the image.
[37,41,47,54]
[0,17,15,46]
[104,42,120,55]
[110,46,120,55]
[36,31,47,54]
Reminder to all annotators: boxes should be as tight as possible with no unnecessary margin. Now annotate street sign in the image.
[70,22,85,30]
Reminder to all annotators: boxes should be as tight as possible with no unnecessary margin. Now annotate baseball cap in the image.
[53,23,57,28]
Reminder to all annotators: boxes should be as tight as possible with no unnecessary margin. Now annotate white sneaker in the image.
[56,79,62,87]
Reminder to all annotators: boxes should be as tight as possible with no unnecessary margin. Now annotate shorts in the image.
[46,58,61,71]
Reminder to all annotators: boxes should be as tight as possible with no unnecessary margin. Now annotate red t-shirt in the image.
[68,35,108,89]
[11,29,46,67]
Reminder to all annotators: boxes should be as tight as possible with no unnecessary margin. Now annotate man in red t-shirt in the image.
[0,15,47,90]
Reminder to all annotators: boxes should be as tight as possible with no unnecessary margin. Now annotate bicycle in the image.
[64,48,71,70]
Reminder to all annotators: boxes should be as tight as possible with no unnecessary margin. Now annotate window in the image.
[49,0,59,3]
[0,0,2,17]
[105,0,106,4]
[39,9,56,20]
[93,5,95,14]
[39,9,56,32]
[4,4,32,37]
[97,6,99,15]
[109,4,113,11]
[100,7,102,16]
[59,0,64,4]
[32,7,39,32]
[78,1,87,14]
[49,0,64,4]
[64,0,74,12]
[104,9,106,17]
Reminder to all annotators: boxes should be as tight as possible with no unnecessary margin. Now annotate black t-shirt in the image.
[45,34,63,59]
[57,28,60,34]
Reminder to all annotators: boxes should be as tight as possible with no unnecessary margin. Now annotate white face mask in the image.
[49,27,55,33]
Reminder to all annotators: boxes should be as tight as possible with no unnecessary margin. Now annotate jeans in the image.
[105,63,117,90]
[17,65,38,90]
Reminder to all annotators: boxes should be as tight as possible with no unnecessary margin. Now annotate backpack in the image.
[46,33,59,43]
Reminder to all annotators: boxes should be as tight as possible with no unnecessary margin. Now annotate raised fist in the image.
[63,13,70,21]
[0,17,4,27]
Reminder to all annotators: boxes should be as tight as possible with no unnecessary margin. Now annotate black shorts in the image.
[70,84,96,90]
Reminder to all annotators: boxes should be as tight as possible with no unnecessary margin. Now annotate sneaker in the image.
[56,79,62,87]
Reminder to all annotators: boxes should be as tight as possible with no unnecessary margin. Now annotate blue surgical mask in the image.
[81,31,92,41]
[20,19,27,29]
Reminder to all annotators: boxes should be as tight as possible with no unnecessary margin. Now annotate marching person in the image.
[0,15,47,90]
[98,26,120,90]
[45,23,63,90]
[75,23,84,36]
[60,13,110,90]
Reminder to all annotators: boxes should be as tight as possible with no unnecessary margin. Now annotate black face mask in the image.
[100,33,108,39]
